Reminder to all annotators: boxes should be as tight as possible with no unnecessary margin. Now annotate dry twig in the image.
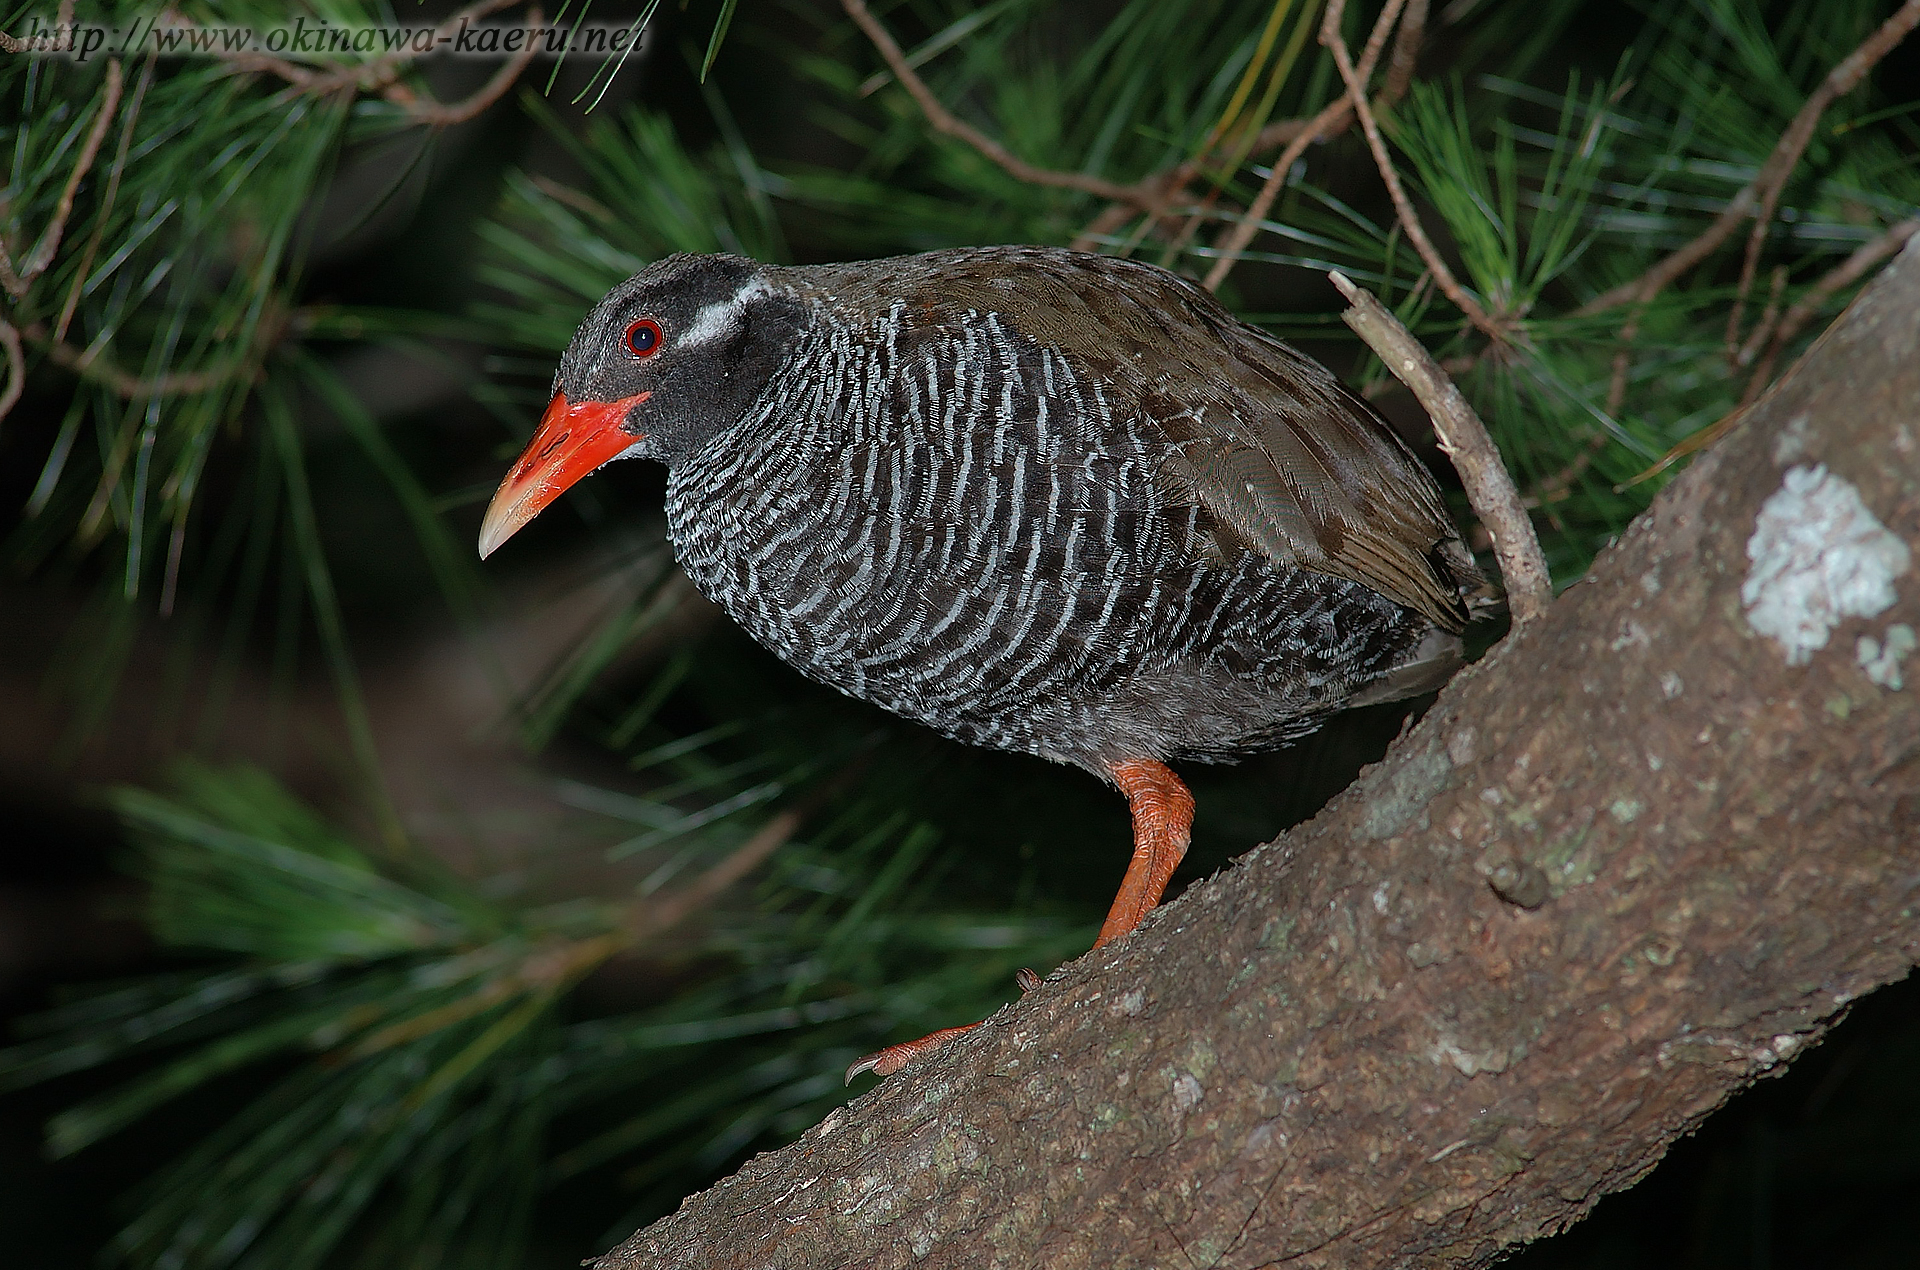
[0,321,24,425]
[6,58,124,295]
[1201,0,1419,291]
[1201,98,1354,292]
[25,321,243,399]
[630,809,805,938]
[1738,217,1920,405]
[840,0,1142,205]
[1576,0,1920,321]
[1723,0,1920,353]
[1620,221,1920,489]
[1590,1,1920,422]
[1069,115,1320,253]
[1080,0,1430,258]
[176,0,534,125]
[0,0,75,53]
[384,8,544,126]
[55,57,154,343]
[344,799,808,1063]
[1329,270,1550,623]
[1322,0,1503,341]
[840,0,1434,269]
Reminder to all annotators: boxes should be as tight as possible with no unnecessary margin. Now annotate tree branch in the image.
[1738,216,1920,404]
[25,322,241,399]
[1726,0,1920,355]
[1621,215,1920,490]
[1574,0,1920,321]
[170,0,536,124]
[590,239,1920,1270]
[54,56,153,344]
[839,0,1143,206]
[1200,96,1352,291]
[1202,0,1416,292]
[380,7,545,127]
[0,320,24,426]
[1321,0,1504,341]
[1329,270,1550,622]
[6,58,123,294]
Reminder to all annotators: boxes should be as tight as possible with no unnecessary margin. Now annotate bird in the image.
[478,245,1488,1082]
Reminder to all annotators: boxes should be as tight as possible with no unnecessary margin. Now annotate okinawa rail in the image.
[479,246,1485,1081]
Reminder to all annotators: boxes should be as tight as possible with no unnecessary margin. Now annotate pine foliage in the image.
[2,0,1916,1265]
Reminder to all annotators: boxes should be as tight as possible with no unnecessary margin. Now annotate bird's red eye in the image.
[624,318,663,358]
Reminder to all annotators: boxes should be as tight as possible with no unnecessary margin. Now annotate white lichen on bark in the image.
[1857,623,1916,690]
[1741,464,1912,665]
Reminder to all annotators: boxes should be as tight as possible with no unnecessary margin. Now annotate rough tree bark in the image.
[596,241,1920,1270]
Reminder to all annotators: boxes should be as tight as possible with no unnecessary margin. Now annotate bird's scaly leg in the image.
[845,759,1192,1083]
[1095,757,1195,947]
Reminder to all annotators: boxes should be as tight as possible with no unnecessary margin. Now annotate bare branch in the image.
[1732,263,1788,370]
[0,321,24,426]
[1727,0,1920,352]
[26,322,239,399]
[1322,0,1505,341]
[1069,115,1317,254]
[56,56,154,343]
[1201,0,1417,292]
[628,809,804,939]
[1575,0,1920,321]
[1199,100,1350,291]
[1740,217,1920,404]
[1378,0,1429,105]
[382,7,544,126]
[839,0,1145,207]
[1528,426,1611,507]
[0,0,72,52]
[12,58,124,291]
[1329,270,1551,623]
[1621,218,1920,489]
[177,0,529,105]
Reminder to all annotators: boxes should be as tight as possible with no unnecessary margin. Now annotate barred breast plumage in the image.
[480,245,1488,1080]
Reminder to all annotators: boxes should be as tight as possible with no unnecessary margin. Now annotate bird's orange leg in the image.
[844,760,1192,1083]
[1095,757,1195,947]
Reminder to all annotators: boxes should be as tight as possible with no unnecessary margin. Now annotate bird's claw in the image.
[846,969,1045,1084]
[845,1024,979,1084]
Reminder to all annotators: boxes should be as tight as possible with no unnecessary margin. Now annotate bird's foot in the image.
[845,969,1043,1083]
[844,1024,979,1083]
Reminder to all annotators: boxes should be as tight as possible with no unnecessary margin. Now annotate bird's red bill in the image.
[478,390,651,558]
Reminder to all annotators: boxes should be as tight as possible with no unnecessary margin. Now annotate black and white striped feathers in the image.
[556,246,1484,775]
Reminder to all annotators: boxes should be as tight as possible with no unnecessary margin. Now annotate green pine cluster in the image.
[2,1,1916,1266]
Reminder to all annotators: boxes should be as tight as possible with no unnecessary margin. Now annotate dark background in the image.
[3,0,1917,1264]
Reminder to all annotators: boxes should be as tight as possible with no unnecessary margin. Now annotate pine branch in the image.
[380,6,547,126]
[1738,215,1920,404]
[1329,270,1550,621]
[1202,0,1429,292]
[1576,0,1920,321]
[5,60,122,296]
[1322,0,1503,340]
[838,0,1145,206]
[170,0,529,108]
[0,320,23,423]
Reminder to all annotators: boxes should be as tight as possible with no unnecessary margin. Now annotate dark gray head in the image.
[478,253,807,557]
[559,253,806,464]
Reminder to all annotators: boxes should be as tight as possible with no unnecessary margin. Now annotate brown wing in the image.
[813,247,1478,632]
[1161,317,1475,633]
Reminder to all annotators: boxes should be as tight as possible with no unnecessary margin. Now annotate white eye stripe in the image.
[678,301,738,348]
[673,278,769,350]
